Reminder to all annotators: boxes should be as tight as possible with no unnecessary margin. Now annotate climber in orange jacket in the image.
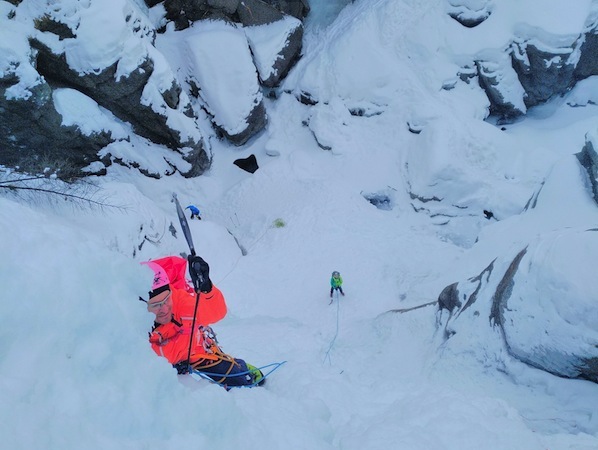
[147,284,226,365]
[143,255,263,387]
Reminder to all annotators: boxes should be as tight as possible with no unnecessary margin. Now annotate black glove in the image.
[188,255,213,293]
[173,361,191,375]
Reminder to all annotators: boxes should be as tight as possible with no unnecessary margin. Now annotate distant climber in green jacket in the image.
[330,271,345,298]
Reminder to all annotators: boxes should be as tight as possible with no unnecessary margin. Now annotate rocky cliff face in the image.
[450,0,598,122]
[0,0,305,179]
[435,130,598,384]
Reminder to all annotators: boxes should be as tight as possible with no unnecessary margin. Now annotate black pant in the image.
[330,286,344,296]
[192,357,252,386]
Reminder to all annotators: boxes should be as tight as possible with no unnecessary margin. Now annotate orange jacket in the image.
[149,286,227,365]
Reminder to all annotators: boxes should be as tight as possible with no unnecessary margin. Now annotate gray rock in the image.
[510,35,577,108]
[160,0,309,28]
[437,282,461,312]
[574,17,598,80]
[29,38,209,177]
[163,0,242,28]
[0,74,113,178]
[237,0,285,26]
[0,1,216,179]
[576,132,598,204]
[261,0,310,20]
[208,0,239,15]
[34,14,76,40]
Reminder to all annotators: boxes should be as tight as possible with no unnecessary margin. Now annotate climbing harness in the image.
[191,361,287,389]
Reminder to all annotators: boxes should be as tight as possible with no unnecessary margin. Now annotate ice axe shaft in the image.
[172,192,196,256]
[172,192,200,373]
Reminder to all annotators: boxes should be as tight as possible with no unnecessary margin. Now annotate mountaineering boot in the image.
[256,370,266,386]
[247,363,266,386]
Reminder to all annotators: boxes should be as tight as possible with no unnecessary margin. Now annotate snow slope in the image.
[1,0,598,449]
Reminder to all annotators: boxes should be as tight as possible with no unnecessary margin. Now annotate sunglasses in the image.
[147,292,171,310]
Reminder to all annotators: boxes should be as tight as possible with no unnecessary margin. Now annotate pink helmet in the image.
[141,256,193,297]
[141,260,170,298]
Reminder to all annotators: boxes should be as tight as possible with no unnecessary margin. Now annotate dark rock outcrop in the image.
[510,36,577,108]
[32,41,203,155]
[0,75,113,178]
[266,0,310,20]
[158,0,309,29]
[163,0,234,29]
[576,131,598,204]
[237,0,285,26]
[29,39,209,177]
[437,282,461,312]
[0,3,212,179]
[574,19,598,80]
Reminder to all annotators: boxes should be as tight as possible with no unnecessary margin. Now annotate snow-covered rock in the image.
[447,0,494,28]
[452,4,598,121]
[573,1,598,80]
[474,49,526,119]
[0,0,209,178]
[183,20,266,145]
[437,151,598,384]
[0,0,305,178]
[245,15,303,88]
[510,28,578,108]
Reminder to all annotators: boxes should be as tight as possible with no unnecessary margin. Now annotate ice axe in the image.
[172,192,201,374]
[172,192,196,256]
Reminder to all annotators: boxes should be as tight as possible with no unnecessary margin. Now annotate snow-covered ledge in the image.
[437,149,598,384]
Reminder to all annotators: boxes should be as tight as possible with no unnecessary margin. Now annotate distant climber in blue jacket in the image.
[186,205,201,220]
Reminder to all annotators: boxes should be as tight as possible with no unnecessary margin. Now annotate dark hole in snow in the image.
[233,154,259,173]
[363,192,394,210]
